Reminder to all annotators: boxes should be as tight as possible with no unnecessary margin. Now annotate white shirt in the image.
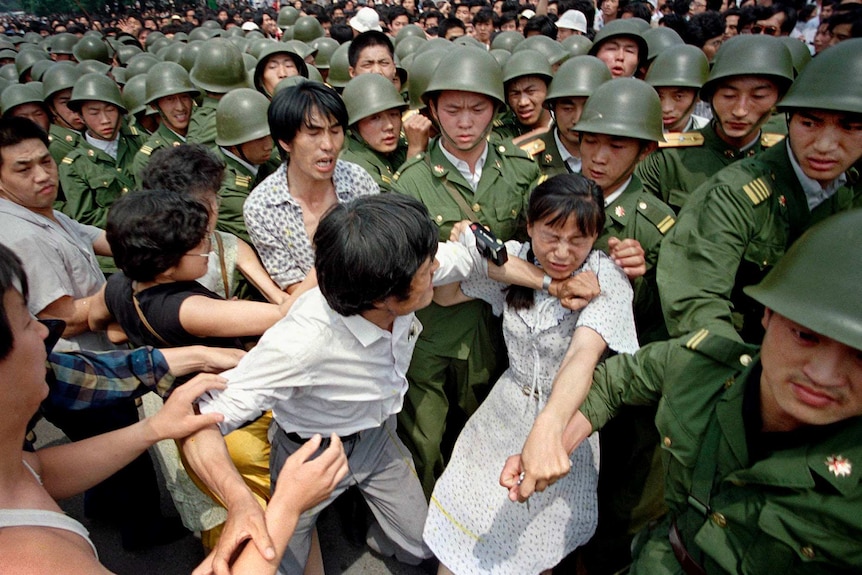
[786,140,847,211]
[199,241,483,436]
[438,140,488,192]
[554,128,581,174]
[603,176,632,207]
[84,132,119,160]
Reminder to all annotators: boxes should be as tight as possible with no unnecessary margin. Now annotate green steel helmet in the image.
[188,27,220,43]
[148,37,173,56]
[394,55,408,89]
[454,35,484,49]
[642,26,684,62]
[514,35,568,67]
[744,209,862,350]
[145,61,200,104]
[68,72,126,113]
[76,59,112,75]
[190,39,248,94]
[0,64,18,82]
[423,46,504,108]
[0,49,17,62]
[242,53,257,71]
[281,40,317,61]
[326,41,352,89]
[700,35,794,102]
[0,37,13,51]
[310,37,339,70]
[777,36,812,76]
[246,30,266,41]
[575,78,664,142]
[400,52,415,72]
[1,83,46,115]
[279,27,294,42]
[125,53,160,79]
[490,30,524,53]
[248,38,273,59]
[417,37,455,55]
[23,32,42,44]
[225,26,246,38]
[278,6,300,28]
[561,34,592,58]
[144,31,166,50]
[395,24,427,47]
[15,49,48,81]
[29,59,53,82]
[502,48,553,85]
[294,16,325,43]
[49,32,79,56]
[588,19,648,68]
[254,43,309,95]
[306,65,324,83]
[173,32,190,43]
[545,55,612,101]
[645,45,709,89]
[116,44,143,65]
[121,74,150,116]
[202,20,223,30]
[777,39,862,114]
[42,62,83,101]
[274,75,310,95]
[179,40,204,72]
[407,48,448,109]
[0,77,10,94]
[215,87,271,147]
[111,67,128,86]
[227,36,251,54]
[490,49,510,68]
[343,72,407,126]
[160,42,186,65]
[72,35,111,64]
[395,35,426,61]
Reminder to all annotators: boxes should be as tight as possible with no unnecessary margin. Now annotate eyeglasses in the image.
[749,24,780,35]
[184,235,212,258]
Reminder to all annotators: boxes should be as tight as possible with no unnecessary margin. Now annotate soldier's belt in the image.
[669,519,706,575]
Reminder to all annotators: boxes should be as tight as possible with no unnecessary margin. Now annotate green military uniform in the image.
[580,330,862,574]
[635,122,780,214]
[48,124,81,165]
[393,137,541,496]
[657,143,862,344]
[186,96,219,148]
[215,148,276,246]
[491,109,528,142]
[515,127,570,179]
[131,123,185,187]
[339,130,406,193]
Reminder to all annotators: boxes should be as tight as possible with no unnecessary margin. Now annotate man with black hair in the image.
[348,29,397,82]
[439,16,468,38]
[523,14,559,38]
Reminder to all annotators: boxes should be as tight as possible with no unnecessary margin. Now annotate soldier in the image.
[252,43,309,100]
[587,19,647,79]
[393,46,541,497]
[644,45,710,134]
[0,83,50,133]
[121,74,159,136]
[493,49,554,141]
[636,35,794,213]
[41,63,84,165]
[340,73,430,193]
[186,39,248,148]
[657,39,862,344]
[131,61,200,185]
[348,30,397,84]
[513,55,611,178]
[506,209,862,574]
[59,73,144,232]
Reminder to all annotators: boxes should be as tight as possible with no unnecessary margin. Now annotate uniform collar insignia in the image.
[826,454,851,478]
[614,205,626,218]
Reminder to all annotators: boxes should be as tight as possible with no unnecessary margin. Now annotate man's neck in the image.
[441,139,487,174]
[286,164,335,202]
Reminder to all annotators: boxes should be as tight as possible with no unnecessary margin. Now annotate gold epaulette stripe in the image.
[685,328,709,350]
[61,156,74,164]
[518,139,545,156]
[658,132,704,148]
[235,175,251,188]
[656,215,675,234]
[742,177,771,205]
[140,145,153,156]
[760,133,785,148]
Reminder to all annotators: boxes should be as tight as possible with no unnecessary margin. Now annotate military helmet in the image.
[0,77,11,95]
[744,210,862,350]
[144,31,166,50]
[273,75,310,96]
[1,83,46,116]
[116,44,143,66]
[279,27,294,42]
[490,30,524,53]
[700,35,794,102]
[42,62,83,102]
[326,41,352,89]
[514,35,568,66]
[394,24,427,46]
[22,31,42,44]
[111,67,128,86]
[179,41,204,72]
[125,53,160,79]
[561,35,592,58]
[423,46,504,108]
[160,42,187,65]
[417,37,455,55]
[242,53,257,72]
[777,39,862,114]
[145,61,200,105]
[248,38,272,59]
[293,16,325,43]
[575,78,664,142]
[642,27,683,62]
[777,36,811,76]
[588,19,648,67]
[14,49,48,81]
[502,49,553,86]
[122,74,151,116]
[343,72,407,126]
[546,55,612,102]
[310,37,339,70]
[227,35,251,53]
[215,88,271,147]
[68,72,126,113]
[190,39,248,94]
[395,35,425,61]
[454,35,484,49]
[490,49,510,68]
[49,32,79,56]
[225,26,246,38]
[201,19,222,30]
[29,59,53,82]
[148,37,173,55]
[188,27,220,43]
[306,65,324,83]
[280,39,317,61]
[78,60,112,75]
[0,49,17,63]
[278,6,300,28]
[407,48,448,109]
[72,35,111,64]
[0,64,18,82]
[645,45,709,89]
[254,43,309,95]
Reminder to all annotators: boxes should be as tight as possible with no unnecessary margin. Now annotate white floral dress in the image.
[424,242,639,575]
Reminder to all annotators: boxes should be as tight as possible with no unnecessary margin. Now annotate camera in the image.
[470,223,508,267]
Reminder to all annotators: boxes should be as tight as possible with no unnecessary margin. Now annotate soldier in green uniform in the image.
[42,63,84,165]
[59,73,144,232]
[657,39,862,344]
[186,39,248,148]
[513,55,611,178]
[506,209,862,575]
[252,42,308,100]
[340,73,431,193]
[131,61,200,185]
[492,49,554,142]
[636,35,795,213]
[645,45,710,135]
[393,46,542,497]
[1,83,50,132]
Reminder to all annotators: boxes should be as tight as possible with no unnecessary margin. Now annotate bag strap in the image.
[424,154,479,224]
[213,232,230,297]
[132,292,171,347]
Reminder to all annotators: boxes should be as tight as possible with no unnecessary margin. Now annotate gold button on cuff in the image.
[800,546,815,559]
[711,512,727,528]
[663,436,672,447]
[739,354,752,366]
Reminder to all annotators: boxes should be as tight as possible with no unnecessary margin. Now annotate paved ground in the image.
[34,417,429,575]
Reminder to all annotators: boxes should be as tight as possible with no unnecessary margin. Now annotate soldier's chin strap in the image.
[436,118,494,155]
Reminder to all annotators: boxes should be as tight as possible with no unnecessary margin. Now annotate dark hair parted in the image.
[347,30,395,68]
[314,194,438,316]
[0,244,29,360]
[107,189,211,282]
[506,173,605,310]
[139,143,225,203]
[268,82,348,161]
[0,117,49,168]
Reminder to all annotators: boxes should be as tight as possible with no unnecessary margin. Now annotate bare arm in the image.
[179,296,285,339]
[91,231,112,257]
[234,239,289,305]
[403,113,432,159]
[39,293,104,338]
[160,346,246,377]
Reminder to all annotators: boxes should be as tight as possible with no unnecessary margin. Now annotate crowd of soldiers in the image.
[0,0,860,573]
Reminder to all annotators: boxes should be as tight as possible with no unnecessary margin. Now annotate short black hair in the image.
[0,243,28,360]
[685,10,725,47]
[438,17,467,38]
[314,194,438,316]
[107,189,211,282]
[523,15,559,39]
[348,30,395,67]
[330,24,354,43]
[473,7,494,25]
[621,1,654,23]
[268,82,348,159]
[0,117,49,168]
[140,144,225,203]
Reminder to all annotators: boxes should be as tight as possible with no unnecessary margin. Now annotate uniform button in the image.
[762,259,769,267]
[116,167,122,172]
[435,214,443,223]
[739,354,752,366]
[800,546,815,559]
[121,187,128,193]
[730,478,745,487]
[498,145,506,153]
[511,209,517,216]
[471,203,481,213]
[638,201,647,210]
[724,377,734,389]
[711,512,727,528]
[663,436,672,447]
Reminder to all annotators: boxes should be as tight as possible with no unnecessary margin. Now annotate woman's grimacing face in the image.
[528,215,597,280]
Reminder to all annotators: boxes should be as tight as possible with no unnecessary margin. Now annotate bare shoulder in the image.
[0,527,111,575]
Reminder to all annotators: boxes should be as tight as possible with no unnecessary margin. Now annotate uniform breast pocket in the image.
[86,172,121,208]
[492,196,523,239]
[429,204,466,235]
[742,238,785,273]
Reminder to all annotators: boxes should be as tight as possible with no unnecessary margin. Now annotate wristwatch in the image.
[542,274,553,292]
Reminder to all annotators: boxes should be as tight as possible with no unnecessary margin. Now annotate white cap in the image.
[557,10,587,33]
[350,7,383,33]
[241,21,260,31]
[520,9,536,19]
